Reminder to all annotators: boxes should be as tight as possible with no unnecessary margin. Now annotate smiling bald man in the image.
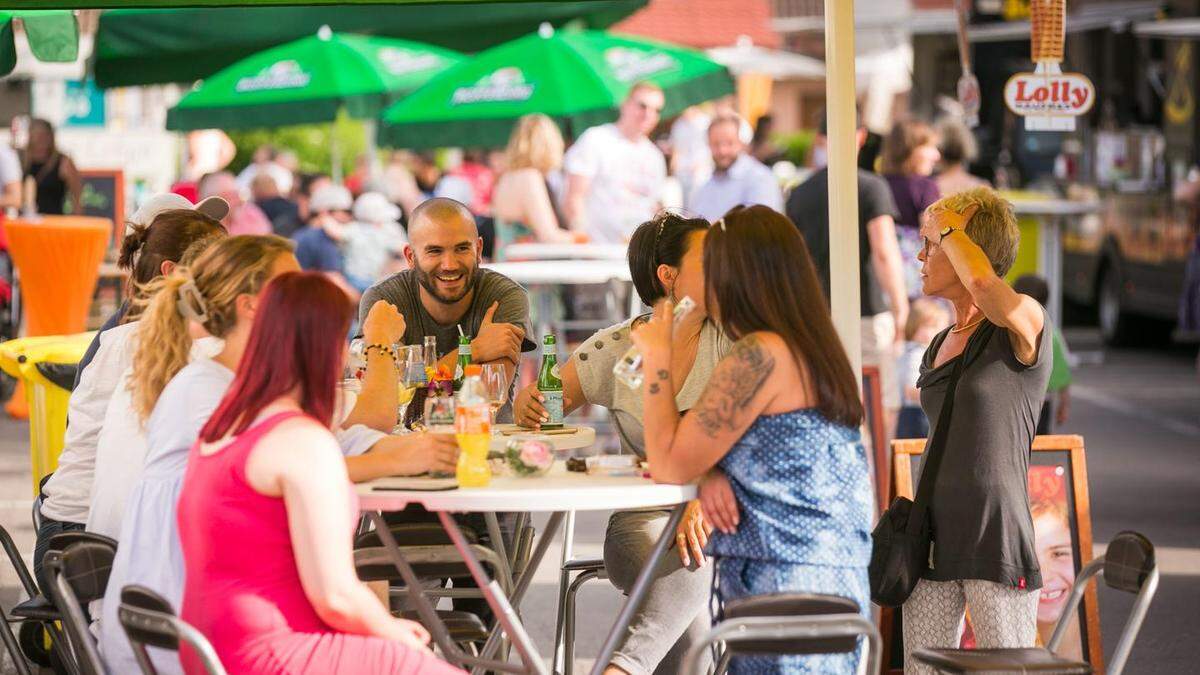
[357,197,533,421]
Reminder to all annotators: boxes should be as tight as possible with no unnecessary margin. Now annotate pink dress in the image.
[177,411,461,675]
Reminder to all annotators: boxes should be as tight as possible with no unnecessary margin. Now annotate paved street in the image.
[0,327,1197,673]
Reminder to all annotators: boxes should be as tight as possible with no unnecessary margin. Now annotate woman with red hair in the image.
[176,272,462,675]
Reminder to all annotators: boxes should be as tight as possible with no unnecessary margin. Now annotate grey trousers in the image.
[902,578,1038,674]
[602,509,714,675]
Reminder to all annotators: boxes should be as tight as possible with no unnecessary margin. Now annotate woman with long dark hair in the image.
[176,272,461,675]
[630,205,874,673]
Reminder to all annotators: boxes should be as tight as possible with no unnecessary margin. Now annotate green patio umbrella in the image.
[166,28,463,131]
[1,10,79,77]
[92,2,646,89]
[378,27,734,148]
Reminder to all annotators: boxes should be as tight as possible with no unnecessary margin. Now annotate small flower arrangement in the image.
[505,438,554,477]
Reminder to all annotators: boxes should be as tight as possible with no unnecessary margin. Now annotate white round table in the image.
[502,242,628,261]
[358,462,689,513]
[358,464,693,675]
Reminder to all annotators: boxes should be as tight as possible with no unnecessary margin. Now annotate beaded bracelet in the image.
[363,343,396,360]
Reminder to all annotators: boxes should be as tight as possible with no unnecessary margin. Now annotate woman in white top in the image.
[97,235,457,674]
[33,206,225,590]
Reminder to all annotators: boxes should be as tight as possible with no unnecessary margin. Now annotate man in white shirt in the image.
[563,82,667,243]
[687,114,783,222]
[0,144,22,212]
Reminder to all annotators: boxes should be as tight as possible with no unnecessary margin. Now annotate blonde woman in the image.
[96,235,456,674]
[34,207,225,590]
[490,113,584,257]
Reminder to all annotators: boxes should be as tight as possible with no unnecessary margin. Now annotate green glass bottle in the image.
[537,334,564,429]
[453,334,472,391]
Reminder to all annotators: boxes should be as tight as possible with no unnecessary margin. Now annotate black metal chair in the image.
[117,585,227,675]
[42,533,117,675]
[3,479,84,674]
[0,522,38,675]
[912,530,1159,674]
[683,593,881,675]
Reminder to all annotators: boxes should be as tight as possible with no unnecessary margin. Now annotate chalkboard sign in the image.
[76,169,125,247]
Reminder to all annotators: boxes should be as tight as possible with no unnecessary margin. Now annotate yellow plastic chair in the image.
[0,333,95,495]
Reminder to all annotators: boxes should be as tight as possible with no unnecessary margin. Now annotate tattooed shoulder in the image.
[693,333,776,438]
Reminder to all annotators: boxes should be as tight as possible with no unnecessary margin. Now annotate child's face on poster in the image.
[1034,512,1076,624]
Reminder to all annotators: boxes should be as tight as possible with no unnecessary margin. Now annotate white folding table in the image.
[358,465,695,675]
[483,260,640,338]
[501,243,628,261]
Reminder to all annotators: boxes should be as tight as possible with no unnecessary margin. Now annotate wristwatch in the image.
[938,226,959,243]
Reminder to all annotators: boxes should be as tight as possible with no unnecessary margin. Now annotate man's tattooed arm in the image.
[693,335,775,438]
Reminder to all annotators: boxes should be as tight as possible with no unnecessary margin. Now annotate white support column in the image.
[825,0,863,380]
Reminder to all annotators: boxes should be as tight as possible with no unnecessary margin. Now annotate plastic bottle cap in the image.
[464,364,482,376]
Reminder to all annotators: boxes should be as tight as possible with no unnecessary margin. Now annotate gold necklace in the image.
[950,314,986,333]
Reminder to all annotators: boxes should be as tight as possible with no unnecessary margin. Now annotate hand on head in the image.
[921,202,979,244]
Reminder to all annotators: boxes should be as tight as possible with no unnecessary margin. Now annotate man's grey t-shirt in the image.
[358,268,534,420]
[916,310,1052,590]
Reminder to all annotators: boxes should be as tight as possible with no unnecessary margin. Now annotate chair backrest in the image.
[1048,530,1158,675]
[1102,531,1155,593]
[118,585,228,675]
[43,537,118,675]
[722,592,861,655]
[684,593,881,675]
[118,585,179,651]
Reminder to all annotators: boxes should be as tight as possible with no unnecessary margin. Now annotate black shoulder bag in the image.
[869,322,994,607]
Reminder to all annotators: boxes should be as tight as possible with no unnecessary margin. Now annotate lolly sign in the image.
[1004,0,1095,131]
[1004,72,1094,114]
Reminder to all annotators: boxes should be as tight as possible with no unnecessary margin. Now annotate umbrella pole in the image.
[363,117,379,188]
[330,123,343,184]
[824,0,862,379]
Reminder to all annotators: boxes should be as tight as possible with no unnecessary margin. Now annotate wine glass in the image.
[396,345,425,430]
[481,363,508,426]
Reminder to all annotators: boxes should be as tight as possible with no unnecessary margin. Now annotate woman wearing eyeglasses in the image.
[513,212,731,675]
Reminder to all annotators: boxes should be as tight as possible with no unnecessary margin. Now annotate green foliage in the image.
[775,129,816,166]
[225,111,369,178]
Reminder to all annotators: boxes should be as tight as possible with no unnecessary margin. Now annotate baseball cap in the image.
[129,193,230,231]
[353,192,401,224]
[310,184,354,213]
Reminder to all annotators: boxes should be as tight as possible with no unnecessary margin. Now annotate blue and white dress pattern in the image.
[708,409,874,674]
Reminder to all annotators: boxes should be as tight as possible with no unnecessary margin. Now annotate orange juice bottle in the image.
[455,365,492,487]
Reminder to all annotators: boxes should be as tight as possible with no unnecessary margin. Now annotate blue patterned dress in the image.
[707,409,874,674]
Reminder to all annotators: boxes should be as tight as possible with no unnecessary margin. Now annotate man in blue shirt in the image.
[291,184,358,300]
[687,114,783,221]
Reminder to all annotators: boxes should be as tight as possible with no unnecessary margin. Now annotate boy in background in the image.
[896,298,950,439]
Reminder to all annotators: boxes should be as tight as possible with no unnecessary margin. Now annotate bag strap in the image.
[904,321,996,534]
